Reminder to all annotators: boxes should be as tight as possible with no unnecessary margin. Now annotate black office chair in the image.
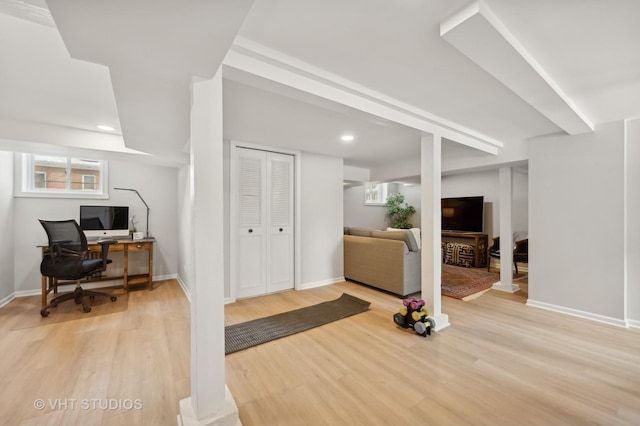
[39,219,116,317]
[487,236,528,274]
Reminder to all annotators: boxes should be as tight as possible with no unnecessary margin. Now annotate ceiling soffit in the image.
[225,37,503,156]
[441,0,593,135]
[46,0,255,156]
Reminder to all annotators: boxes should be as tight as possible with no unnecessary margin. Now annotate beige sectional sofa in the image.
[343,228,421,296]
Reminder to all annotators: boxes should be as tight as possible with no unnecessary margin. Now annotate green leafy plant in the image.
[385,193,416,229]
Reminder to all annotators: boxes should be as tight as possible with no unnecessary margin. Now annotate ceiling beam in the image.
[225,37,502,156]
[441,0,593,135]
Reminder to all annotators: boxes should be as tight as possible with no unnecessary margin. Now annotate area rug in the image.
[11,287,128,330]
[441,264,499,300]
[225,293,370,355]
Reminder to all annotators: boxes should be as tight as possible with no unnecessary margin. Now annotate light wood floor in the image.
[0,280,190,426]
[2,276,640,425]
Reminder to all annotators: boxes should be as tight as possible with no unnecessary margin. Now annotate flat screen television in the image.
[441,196,484,233]
[80,205,129,239]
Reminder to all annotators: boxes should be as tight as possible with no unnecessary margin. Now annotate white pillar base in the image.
[432,313,450,332]
[492,282,521,293]
[177,385,241,426]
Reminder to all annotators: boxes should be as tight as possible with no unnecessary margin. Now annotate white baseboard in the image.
[154,273,177,282]
[223,276,345,304]
[492,281,521,293]
[297,276,345,291]
[9,273,178,301]
[627,319,640,329]
[432,313,450,332]
[0,292,15,309]
[176,275,191,302]
[526,299,629,328]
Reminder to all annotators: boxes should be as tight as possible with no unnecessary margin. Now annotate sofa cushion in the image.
[349,228,374,237]
[388,227,421,250]
[370,230,419,252]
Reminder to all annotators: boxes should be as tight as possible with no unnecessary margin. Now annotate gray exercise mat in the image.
[225,293,371,355]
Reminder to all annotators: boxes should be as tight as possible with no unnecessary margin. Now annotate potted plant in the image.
[385,193,416,229]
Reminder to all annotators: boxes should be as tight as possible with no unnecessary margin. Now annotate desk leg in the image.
[149,245,154,288]
[41,275,46,307]
[124,245,129,292]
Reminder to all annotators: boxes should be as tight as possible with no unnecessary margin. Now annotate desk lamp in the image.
[114,187,151,238]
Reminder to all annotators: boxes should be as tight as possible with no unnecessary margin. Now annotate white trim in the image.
[178,386,240,426]
[0,292,15,309]
[432,313,451,332]
[11,274,177,300]
[14,153,109,199]
[224,39,501,155]
[526,299,630,328]
[13,281,122,299]
[440,0,593,135]
[153,273,177,281]
[491,281,520,293]
[176,274,191,303]
[297,277,345,291]
[628,319,640,329]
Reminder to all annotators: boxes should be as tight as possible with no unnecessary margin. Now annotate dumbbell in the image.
[402,297,416,307]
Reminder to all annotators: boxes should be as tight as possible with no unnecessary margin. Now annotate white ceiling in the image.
[1,0,639,173]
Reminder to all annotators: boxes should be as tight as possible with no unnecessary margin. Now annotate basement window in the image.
[364,182,389,206]
[15,153,109,199]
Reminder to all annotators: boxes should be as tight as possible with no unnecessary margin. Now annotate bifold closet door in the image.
[235,147,294,299]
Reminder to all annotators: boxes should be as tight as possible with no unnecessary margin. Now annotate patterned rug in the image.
[441,264,500,300]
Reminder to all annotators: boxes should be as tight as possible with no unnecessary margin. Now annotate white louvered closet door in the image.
[236,148,267,298]
[266,152,294,293]
[235,147,294,299]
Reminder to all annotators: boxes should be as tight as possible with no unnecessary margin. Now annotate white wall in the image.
[182,145,347,299]
[300,153,344,286]
[529,121,625,321]
[442,169,528,239]
[399,184,421,229]
[0,151,14,301]
[343,186,387,229]
[343,170,528,237]
[343,183,422,230]
[626,118,640,324]
[366,136,529,181]
[442,138,529,174]
[13,158,179,293]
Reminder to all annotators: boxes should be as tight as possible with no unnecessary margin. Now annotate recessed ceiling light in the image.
[341,134,354,142]
[96,124,115,131]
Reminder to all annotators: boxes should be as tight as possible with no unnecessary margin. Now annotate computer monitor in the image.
[79,205,129,239]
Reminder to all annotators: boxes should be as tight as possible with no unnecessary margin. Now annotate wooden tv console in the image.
[441,232,488,267]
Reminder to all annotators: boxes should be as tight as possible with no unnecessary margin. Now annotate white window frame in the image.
[14,153,109,199]
[364,182,389,206]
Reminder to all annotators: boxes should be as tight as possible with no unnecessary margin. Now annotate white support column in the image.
[492,167,520,293]
[178,71,240,425]
[421,133,450,331]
